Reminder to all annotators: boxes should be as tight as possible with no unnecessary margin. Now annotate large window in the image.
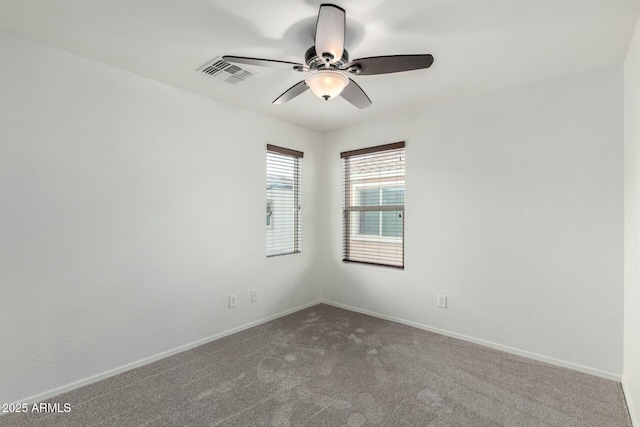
[266,145,303,256]
[341,142,405,268]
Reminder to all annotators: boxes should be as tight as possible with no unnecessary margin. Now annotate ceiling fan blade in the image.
[223,55,307,71]
[273,81,309,104]
[314,4,345,64]
[340,78,372,109]
[348,54,434,75]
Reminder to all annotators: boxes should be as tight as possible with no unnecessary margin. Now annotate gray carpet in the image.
[1,304,631,426]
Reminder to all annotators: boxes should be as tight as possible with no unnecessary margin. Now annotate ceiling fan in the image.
[223,3,434,109]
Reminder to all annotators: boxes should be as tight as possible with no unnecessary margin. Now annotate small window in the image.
[341,142,405,268]
[266,145,303,256]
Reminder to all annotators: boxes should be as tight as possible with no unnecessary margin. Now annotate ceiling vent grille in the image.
[198,56,254,85]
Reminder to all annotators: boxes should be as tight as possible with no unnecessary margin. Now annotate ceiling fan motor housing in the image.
[305,46,349,70]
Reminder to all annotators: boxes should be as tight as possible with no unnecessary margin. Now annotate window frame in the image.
[341,141,405,269]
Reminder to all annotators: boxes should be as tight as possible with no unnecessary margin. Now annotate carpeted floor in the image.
[1,304,632,426]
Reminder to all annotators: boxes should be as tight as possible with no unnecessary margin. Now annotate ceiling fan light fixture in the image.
[305,71,349,101]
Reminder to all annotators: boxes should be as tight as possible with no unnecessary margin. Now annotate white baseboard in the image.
[321,299,622,382]
[11,300,322,406]
[623,378,638,426]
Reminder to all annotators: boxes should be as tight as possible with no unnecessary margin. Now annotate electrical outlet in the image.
[251,290,258,303]
[229,294,237,308]
[437,295,447,309]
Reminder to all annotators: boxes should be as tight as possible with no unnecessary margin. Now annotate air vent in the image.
[197,56,254,85]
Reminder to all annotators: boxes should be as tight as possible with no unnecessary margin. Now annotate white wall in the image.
[320,68,624,378]
[624,11,640,426]
[0,31,322,404]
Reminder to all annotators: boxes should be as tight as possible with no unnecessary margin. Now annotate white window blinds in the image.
[341,142,405,268]
[266,144,303,257]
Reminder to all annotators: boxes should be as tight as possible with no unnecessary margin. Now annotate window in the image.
[341,142,405,268]
[266,144,303,256]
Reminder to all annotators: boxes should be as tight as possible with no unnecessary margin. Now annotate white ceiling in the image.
[1,0,639,132]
